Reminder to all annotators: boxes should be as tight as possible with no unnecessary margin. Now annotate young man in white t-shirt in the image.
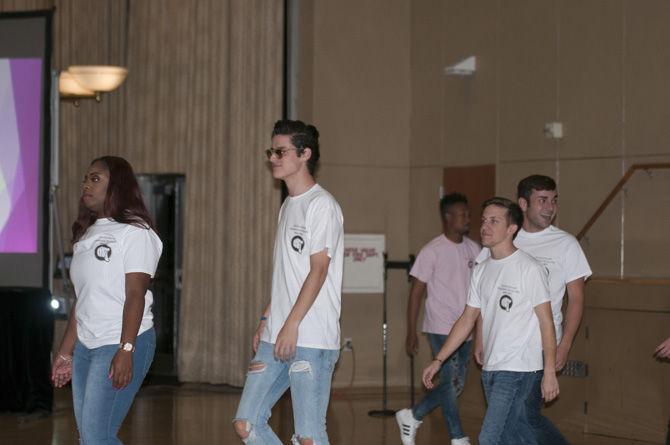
[396,193,480,445]
[475,175,591,444]
[422,197,559,445]
[233,120,344,445]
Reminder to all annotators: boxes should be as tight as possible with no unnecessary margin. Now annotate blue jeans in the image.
[234,341,340,444]
[72,328,156,445]
[526,372,569,444]
[480,370,539,445]
[412,335,471,439]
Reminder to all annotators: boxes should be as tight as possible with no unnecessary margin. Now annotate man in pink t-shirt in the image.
[396,193,481,445]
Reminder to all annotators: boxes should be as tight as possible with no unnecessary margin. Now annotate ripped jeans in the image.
[234,341,339,444]
[412,335,472,440]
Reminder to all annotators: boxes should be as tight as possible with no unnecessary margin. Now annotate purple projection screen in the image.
[0,58,42,253]
[0,12,51,288]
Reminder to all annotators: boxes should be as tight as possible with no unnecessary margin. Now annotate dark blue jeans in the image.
[526,371,569,445]
[480,370,539,445]
[412,335,471,440]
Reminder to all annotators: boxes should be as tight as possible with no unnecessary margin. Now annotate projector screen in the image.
[0,12,51,288]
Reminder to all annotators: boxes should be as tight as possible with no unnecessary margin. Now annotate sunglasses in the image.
[265,147,298,160]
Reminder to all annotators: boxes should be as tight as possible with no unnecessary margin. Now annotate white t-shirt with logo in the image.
[476,225,592,342]
[262,184,344,350]
[70,218,163,348]
[410,235,480,335]
[467,250,550,372]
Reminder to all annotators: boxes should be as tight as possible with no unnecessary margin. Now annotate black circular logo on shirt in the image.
[499,295,513,312]
[291,236,305,253]
[94,244,112,262]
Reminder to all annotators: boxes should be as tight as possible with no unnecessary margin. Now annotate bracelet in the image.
[260,316,268,321]
[433,357,444,364]
[59,354,73,363]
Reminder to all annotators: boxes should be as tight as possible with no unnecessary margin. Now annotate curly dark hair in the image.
[271,119,320,176]
[439,192,468,216]
[71,156,156,243]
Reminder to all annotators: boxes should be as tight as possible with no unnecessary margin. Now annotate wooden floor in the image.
[0,383,660,444]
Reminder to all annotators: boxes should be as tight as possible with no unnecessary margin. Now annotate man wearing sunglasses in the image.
[234,119,344,445]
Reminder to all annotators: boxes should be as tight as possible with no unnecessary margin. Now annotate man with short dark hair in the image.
[423,197,559,445]
[233,120,344,445]
[475,175,592,444]
[396,193,480,445]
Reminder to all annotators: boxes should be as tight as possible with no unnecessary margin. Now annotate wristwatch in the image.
[119,342,135,352]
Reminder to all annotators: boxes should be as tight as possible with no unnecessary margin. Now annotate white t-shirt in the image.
[261,184,344,350]
[70,218,163,348]
[476,225,591,342]
[467,249,550,372]
[410,235,480,335]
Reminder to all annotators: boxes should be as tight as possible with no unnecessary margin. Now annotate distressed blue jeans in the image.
[234,341,339,444]
[480,370,539,445]
[72,328,155,445]
[412,335,471,439]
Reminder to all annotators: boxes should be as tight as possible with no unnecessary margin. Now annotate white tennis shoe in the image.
[395,408,422,445]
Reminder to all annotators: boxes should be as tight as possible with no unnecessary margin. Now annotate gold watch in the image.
[119,342,135,352]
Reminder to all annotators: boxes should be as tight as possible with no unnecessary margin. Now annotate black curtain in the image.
[0,288,54,413]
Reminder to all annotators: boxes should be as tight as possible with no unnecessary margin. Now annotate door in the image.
[137,174,185,378]
[443,164,495,244]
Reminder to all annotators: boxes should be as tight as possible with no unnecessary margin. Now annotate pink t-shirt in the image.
[410,235,481,335]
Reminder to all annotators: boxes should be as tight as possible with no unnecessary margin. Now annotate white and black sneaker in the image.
[395,408,422,445]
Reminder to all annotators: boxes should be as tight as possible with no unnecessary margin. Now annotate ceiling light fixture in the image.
[58,70,95,98]
[59,0,131,106]
[59,65,128,105]
[68,65,128,95]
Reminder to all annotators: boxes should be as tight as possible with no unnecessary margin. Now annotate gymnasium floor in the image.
[0,384,655,444]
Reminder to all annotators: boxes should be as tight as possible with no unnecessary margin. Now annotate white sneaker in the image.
[451,437,471,445]
[395,408,422,445]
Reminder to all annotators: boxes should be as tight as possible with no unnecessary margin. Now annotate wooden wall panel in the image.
[311,0,411,168]
[581,281,670,443]
[498,0,557,163]
[441,0,499,168]
[585,288,669,442]
[558,0,623,160]
[626,1,670,157]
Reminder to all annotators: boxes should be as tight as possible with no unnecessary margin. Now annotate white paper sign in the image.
[342,234,385,294]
